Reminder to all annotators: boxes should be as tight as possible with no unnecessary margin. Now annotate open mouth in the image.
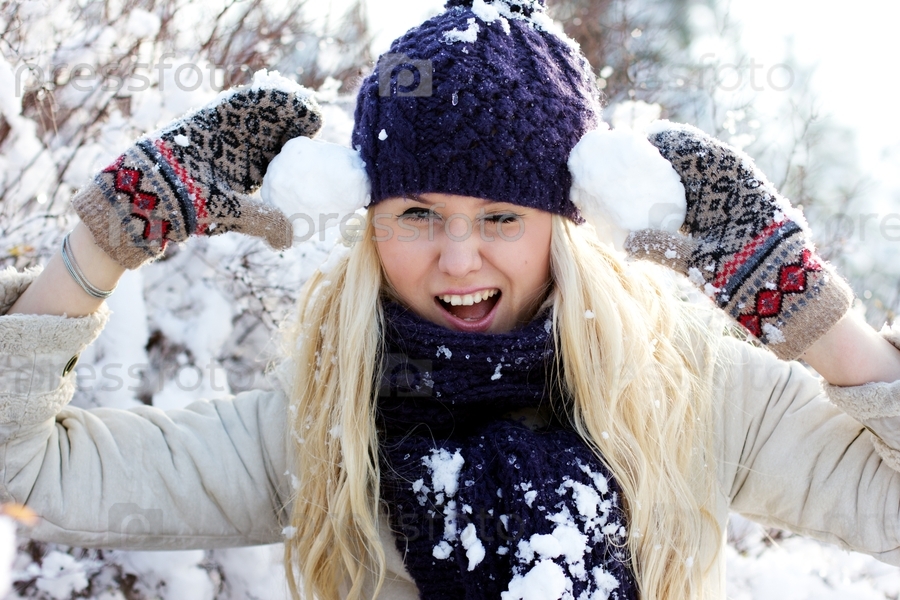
[436,289,501,322]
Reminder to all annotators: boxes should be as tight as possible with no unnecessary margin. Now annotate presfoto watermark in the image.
[698,53,795,93]
[819,211,900,243]
[377,53,433,97]
[287,208,526,243]
[13,54,258,96]
[91,205,528,249]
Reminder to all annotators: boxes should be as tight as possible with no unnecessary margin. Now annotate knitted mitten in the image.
[625,122,853,361]
[73,75,321,269]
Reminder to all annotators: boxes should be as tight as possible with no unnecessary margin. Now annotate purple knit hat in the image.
[351,0,602,220]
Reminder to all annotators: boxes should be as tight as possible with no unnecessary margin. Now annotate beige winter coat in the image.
[2,265,900,598]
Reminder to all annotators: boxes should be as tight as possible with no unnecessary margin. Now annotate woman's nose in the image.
[438,215,483,278]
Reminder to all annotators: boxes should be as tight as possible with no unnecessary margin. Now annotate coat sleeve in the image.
[0,267,294,550]
[717,335,900,564]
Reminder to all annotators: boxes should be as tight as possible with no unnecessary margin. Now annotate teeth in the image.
[439,289,499,306]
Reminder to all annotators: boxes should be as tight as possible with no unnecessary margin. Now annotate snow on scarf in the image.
[377,302,638,600]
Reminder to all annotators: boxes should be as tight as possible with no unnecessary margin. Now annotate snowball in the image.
[472,0,501,22]
[568,126,686,248]
[578,463,609,494]
[529,533,563,559]
[461,523,486,570]
[762,323,786,344]
[443,500,459,540]
[423,448,465,498]
[433,541,453,560]
[551,525,588,567]
[524,490,538,507]
[378,128,388,141]
[261,137,370,244]
[570,481,601,519]
[246,68,309,95]
[502,560,569,600]
[584,310,595,319]
[173,134,190,147]
[592,567,620,597]
[444,18,480,44]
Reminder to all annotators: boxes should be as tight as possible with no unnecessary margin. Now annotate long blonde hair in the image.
[279,212,722,599]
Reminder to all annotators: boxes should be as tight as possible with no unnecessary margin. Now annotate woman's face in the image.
[374,193,552,334]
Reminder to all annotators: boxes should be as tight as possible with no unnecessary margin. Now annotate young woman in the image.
[4,1,900,599]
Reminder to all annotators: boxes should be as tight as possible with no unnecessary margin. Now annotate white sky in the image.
[728,0,900,193]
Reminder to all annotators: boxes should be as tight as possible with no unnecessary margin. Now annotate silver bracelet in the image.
[60,231,116,299]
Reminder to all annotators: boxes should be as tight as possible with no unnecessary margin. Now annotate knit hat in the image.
[351,0,601,220]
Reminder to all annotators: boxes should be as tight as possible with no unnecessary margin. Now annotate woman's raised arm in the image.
[8,72,322,321]
[801,310,900,386]
[7,222,125,317]
[620,122,900,387]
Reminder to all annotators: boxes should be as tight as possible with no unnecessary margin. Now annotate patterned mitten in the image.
[625,121,853,361]
[73,74,321,269]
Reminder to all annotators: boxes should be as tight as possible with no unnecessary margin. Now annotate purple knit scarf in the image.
[377,302,638,600]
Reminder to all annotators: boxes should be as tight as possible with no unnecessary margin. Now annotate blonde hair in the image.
[279,213,722,599]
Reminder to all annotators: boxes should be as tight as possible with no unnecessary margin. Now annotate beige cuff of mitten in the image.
[776,265,855,362]
[824,321,900,470]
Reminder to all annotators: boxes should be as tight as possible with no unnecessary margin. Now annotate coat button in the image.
[62,354,79,377]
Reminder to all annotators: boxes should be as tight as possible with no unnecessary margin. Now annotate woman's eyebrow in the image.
[401,195,522,212]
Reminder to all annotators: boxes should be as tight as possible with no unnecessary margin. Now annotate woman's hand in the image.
[625,121,854,362]
[7,72,322,318]
[73,72,321,270]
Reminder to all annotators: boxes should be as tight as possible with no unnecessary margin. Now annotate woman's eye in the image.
[399,208,438,221]
[482,213,521,224]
